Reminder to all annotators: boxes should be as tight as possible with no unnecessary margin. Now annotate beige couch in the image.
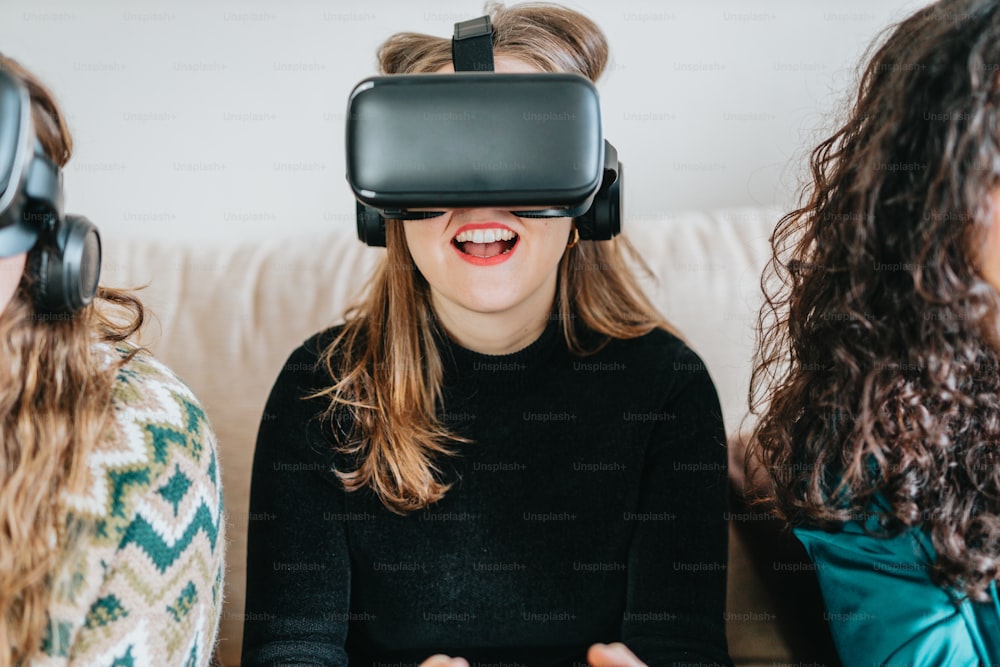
[103,206,834,667]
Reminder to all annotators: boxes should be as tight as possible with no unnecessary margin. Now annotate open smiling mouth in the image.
[452,228,519,258]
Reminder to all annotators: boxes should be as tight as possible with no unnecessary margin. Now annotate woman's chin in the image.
[449,294,525,317]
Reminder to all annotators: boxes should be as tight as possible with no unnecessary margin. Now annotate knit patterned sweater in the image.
[32,345,225,666]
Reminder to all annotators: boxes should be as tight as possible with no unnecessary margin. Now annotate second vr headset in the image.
[0,65,101,314]
[345,16,623,247]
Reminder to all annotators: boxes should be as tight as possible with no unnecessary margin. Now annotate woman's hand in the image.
[417,644,645,667]
[587,642,648,667]
[418,655,468,667]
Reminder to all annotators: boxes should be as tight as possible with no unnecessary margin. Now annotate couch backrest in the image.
[102,206,780,664]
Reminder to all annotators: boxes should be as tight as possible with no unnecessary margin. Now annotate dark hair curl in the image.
[750,0,1000,601]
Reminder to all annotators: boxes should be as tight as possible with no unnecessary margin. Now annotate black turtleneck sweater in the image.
[242,318,733,667]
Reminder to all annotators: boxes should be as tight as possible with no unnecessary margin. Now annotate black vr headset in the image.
[0,65,100,314]
[346,16,623,247]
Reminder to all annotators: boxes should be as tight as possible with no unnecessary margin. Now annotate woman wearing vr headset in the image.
[749,0,1000,664]
[243,4,732,666]
[0,56,224,666]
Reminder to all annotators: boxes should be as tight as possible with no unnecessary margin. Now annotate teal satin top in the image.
[795,505,1000,666]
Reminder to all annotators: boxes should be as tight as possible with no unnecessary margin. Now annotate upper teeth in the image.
[454,228,517,244]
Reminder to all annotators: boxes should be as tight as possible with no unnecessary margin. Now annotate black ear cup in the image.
[28,214,101,314]
[356,201,387,248]
[575,161,623,241]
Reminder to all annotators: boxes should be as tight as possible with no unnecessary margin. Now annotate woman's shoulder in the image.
[600,326,716,390]
[794,515,935,566]
[104,342,203,410]
[105,343,219,467]
[604,325,702,362]
[287,323,347,369]
[266,326,347,398]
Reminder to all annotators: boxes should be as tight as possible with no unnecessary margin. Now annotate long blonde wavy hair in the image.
[0,55,145,665]
[315,2,673,514]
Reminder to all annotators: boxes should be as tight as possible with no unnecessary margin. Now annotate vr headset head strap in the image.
[452,16,494,72]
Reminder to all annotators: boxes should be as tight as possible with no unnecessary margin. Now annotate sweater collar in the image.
[435,314,563,392]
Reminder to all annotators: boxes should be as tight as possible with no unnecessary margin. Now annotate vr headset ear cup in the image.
[27,214,101,314]
[575,163,622,241]
[356,201,386,248]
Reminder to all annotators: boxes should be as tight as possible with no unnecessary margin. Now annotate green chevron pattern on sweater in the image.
[35,345,225,665]
[84,595,128,628]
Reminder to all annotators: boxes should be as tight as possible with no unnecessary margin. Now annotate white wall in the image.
[1,0,927,243]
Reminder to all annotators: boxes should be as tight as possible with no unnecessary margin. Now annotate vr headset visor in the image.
[346,72,610,220]
[0,67,61,257]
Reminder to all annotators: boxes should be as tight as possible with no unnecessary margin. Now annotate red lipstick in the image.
[451,222,519,266]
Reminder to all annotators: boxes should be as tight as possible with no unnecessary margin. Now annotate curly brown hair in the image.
[750,0,1000,601]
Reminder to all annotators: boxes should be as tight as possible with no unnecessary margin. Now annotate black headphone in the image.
[354,16,623,247]
[0,65,101,314]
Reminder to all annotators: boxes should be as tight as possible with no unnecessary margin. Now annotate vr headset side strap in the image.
[452,16,495,72]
